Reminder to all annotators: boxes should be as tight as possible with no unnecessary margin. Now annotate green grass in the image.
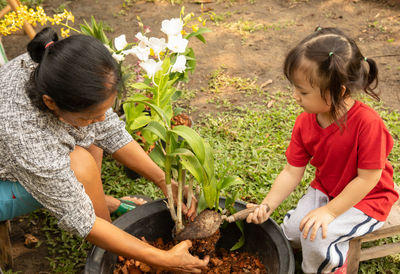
[15,87,400,273]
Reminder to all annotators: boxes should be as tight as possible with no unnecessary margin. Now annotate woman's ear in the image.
[42,95,58,111]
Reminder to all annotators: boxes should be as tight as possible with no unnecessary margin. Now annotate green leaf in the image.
[130,115,152,131]
[125,98,170,127]
[217,176,243,192]
[171,90,183,101]
[202,183,218,209]
[170,126,205,163]
[149,144,166,169]
[197,193,208,214]
[142,121,167,142]
[184,27,211,42]
[203,142,215,181]
[230,221,245,251]
[131,82,152,90]
[123,102,145,125]
[169,148,207,185]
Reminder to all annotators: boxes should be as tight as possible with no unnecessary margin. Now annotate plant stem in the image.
[186,177,193,210]
[176,165,185,233]
[59,22,81,34]
[165,131,177,222]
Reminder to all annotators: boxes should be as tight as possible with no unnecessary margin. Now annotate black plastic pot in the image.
[84,198,295,274]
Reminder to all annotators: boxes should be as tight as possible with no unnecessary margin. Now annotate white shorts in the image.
[281,187,383,273]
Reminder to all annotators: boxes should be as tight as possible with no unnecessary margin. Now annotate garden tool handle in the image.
[225,204,270,223]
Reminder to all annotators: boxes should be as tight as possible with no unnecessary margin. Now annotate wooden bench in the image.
[347,184,400,273]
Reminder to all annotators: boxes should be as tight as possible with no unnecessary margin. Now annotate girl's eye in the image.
[300,92,307,95]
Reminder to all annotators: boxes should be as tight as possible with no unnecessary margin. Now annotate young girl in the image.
[0,28,207,272]
[246,27,399,273]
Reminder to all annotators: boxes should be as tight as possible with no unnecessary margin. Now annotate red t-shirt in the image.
[286,101,398,221]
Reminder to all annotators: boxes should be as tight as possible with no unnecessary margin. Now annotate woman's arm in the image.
[112,141,197,217]
[112,141,166,193]
[247,163,306,224]
[300,168,382,241]
[86,217,208,273]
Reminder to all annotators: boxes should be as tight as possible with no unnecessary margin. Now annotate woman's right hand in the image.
[162,240,209,273]
[245,203,271,224]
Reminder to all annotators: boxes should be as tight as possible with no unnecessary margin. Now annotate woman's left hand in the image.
[170,180,197,219]
[299,206,336,241]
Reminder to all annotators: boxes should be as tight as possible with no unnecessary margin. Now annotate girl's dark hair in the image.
[284,27,379,124]
[26,27,120,112]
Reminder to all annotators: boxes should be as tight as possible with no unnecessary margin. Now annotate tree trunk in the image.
[0,221,12,269]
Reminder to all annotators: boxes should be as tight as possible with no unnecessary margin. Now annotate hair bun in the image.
[27,27,59,63]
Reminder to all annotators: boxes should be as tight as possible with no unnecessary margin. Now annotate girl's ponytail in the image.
[27,27,58,63]
[364,57,379,90]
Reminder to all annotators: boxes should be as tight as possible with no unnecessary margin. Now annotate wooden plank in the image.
[360,242,400,261]
[0,221,12,269]
[6,0,36,39]
[358,226,400,243]
[0,5,11,18]
[347,239,362,274]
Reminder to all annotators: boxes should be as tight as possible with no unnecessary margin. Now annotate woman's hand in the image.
[299,206,336,241]
[170,180,197,220]
[161,240,209,273]
[245,203,271,224]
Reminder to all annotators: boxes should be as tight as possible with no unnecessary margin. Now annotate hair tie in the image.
[364,57,368,61]
[329,51,334,57]
[45,41,54,49]
[316,26,322,31]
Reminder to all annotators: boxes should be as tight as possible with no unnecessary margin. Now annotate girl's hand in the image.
[299,206,336,241]
[163,240,209,273]
[245,203,271,224]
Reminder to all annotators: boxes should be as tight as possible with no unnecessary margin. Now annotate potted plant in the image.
[121,11,210,153]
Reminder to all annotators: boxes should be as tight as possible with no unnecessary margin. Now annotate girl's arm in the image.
[300,168,382,241]
[86,217,208,273]
[247,163,306,224]
[112,141,196,217]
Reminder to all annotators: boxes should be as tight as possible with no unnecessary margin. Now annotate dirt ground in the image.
[2,0,400,273]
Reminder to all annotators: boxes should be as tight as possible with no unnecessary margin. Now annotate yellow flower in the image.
[60,27,70,38]
[191,24,199,32]
[0,5,74,37]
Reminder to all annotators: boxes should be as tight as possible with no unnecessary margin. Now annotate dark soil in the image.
[2,0,400,273]
[114,230,267,274]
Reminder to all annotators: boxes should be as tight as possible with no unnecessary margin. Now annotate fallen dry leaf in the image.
[24,233,38,248]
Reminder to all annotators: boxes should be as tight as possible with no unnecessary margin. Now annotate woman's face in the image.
[44,93,117,127]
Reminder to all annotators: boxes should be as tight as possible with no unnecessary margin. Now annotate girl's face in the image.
[291,70,331,115]
[44,93,117,127]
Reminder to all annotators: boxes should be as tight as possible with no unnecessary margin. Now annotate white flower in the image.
[140,59,162,78]
[148,37,167,56]
[135,32,149,45]
[112,52,125,62]
[171,55,186,73]
[114,34,128,51]
[128,45,151,61]
[167,34,188,53]
[161,18,183,36]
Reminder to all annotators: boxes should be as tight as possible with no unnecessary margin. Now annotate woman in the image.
[0,27,208,273]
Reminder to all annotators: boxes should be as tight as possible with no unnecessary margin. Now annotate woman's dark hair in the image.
[284,27,379,124]
[26,27,120,112]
